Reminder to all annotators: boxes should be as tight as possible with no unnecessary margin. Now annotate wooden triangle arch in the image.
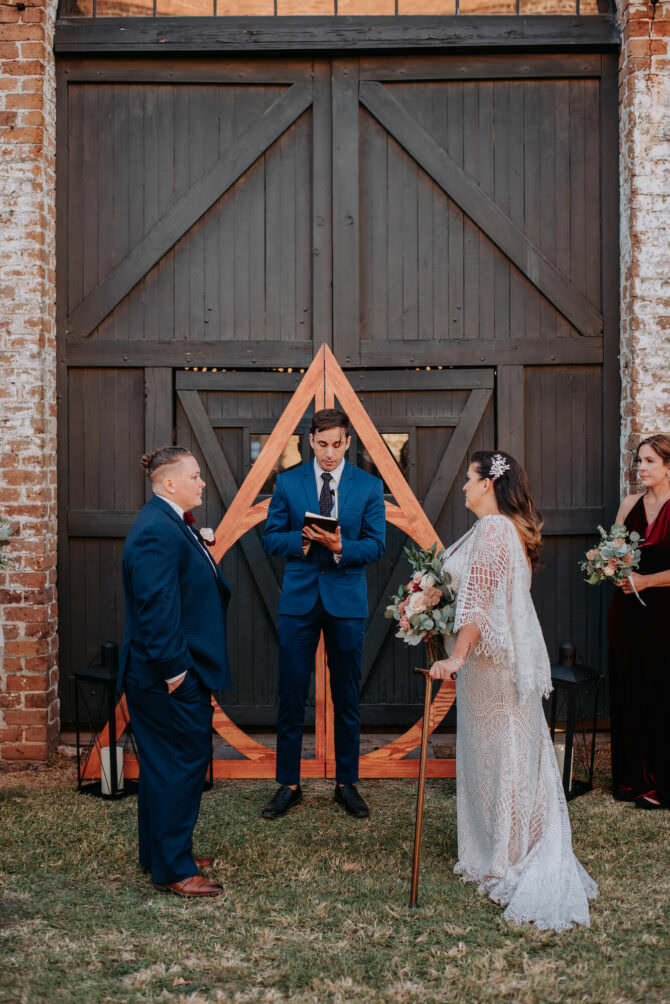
[81,346,456,783]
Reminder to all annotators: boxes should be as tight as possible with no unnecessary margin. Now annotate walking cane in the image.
[409,667,433,908]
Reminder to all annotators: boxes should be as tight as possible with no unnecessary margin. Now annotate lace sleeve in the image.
[453,516,515,664]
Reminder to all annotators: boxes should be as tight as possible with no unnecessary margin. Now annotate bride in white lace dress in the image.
[430,450,597,931]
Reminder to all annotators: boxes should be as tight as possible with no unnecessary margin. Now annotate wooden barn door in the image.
[57,51,618,741]
[57,58,333,723]
[329,53,618,681]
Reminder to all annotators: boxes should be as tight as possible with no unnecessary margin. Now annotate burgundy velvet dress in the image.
[607,495,670,804]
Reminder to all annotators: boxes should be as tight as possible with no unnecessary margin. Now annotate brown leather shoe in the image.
[194,856,214,869]
[158,875,223,897]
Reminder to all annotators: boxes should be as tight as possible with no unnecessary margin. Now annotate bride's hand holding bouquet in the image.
[384,542,457,676]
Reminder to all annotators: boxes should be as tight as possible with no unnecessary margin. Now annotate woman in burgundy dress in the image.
[608,434,670,809]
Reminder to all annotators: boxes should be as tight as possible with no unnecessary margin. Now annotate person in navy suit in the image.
[262,409,386,820]
[119,446,231,897]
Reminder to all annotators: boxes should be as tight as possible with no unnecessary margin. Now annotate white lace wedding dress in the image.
[443,514,597,931]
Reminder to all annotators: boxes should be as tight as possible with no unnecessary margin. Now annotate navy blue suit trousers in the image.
[125,667,212,885]
[277,599,366,785]
[264,461,385,785]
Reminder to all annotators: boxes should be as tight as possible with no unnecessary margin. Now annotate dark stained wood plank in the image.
[64,336,602,368]
[332,58,360,365]
[64,339,314,367]
[177,371,302,392]
[360,80,603,338]
[59,57,317,83]
[446,85,464,343]
[523,81,541,342]
[348,368,495,391]
[360,110,389,344]
[55,17,621,55]
[144,367,174,501]
[600,55,621,525]
[583,78,602,310]
[462,82,480,342]
[360,54,604,80]
[312,60,333,352]
[541,507,606,535]
[360,336,603,367]
[67,83,313,339]
[68,510,141,537]
[387,124,406,343]
[177,389,280,628]
[477,82,495,342]
[496,365,525,466]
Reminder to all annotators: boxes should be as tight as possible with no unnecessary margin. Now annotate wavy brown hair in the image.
[470,450,543,567]
[636,434,670,468]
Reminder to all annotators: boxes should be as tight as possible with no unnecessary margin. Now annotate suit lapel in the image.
[302,463,320,513]
[337,461,356,516]
[151,495,225,590]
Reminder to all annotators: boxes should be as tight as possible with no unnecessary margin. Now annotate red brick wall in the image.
[617,0,670,492]
[0,0,58,761]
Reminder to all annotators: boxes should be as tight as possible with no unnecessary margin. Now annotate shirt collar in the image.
[155,493,184,519]
[313,457,345,490]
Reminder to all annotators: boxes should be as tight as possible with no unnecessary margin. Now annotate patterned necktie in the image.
[183,512,195,526]
[319,472,333,516]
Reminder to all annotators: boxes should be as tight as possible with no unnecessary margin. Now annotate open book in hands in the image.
[303,512,339,532]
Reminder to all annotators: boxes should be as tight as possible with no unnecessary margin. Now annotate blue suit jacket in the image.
[263,461,385,618]
[119,495,231,692]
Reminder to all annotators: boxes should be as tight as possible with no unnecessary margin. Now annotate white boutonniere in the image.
[199,527,216,547]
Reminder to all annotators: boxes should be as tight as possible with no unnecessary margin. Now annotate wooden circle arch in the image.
[80,346,456,783]
[207,345,456,780]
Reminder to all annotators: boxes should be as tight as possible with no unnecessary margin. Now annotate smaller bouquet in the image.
[580,523,644,604]
[384,543,457,663]
[0,518,11,569]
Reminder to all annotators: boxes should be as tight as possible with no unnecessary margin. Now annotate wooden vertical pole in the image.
[409,668,433,907]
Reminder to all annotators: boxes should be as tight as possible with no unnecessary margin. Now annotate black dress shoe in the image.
[262,784,303,819]
[335,783,369,819]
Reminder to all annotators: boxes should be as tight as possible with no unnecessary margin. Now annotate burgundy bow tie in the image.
[183,512,195,527]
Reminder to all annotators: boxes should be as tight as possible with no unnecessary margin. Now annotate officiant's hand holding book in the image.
[302,512,342,554]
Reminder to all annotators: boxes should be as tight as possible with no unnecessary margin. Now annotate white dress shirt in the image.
[156,493,184,519]
[311,458,345,563]
[313,456,345,519]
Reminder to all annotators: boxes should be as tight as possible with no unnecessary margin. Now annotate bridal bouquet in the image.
[580,523,644,603]
[384,543,457,663]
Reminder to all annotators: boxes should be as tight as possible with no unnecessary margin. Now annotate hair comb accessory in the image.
[489,454,510,481]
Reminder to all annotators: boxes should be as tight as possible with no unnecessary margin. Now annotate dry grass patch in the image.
[0,764,668,1003]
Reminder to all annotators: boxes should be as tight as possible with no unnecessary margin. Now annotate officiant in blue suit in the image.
[262,409,386,820]
[119,446,231,898]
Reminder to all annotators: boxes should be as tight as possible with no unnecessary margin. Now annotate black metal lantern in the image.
[549,642,601,800]
[74,641,133,800]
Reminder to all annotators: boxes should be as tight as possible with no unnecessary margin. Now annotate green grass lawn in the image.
[0,762,668,1004]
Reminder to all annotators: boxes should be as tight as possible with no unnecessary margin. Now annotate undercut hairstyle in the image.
[140,445,192,481]
[470,450,543,568]
[310,408,350,437]
[637,434,670,468]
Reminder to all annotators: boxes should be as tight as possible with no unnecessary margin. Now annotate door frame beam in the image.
[55,15,620,55]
